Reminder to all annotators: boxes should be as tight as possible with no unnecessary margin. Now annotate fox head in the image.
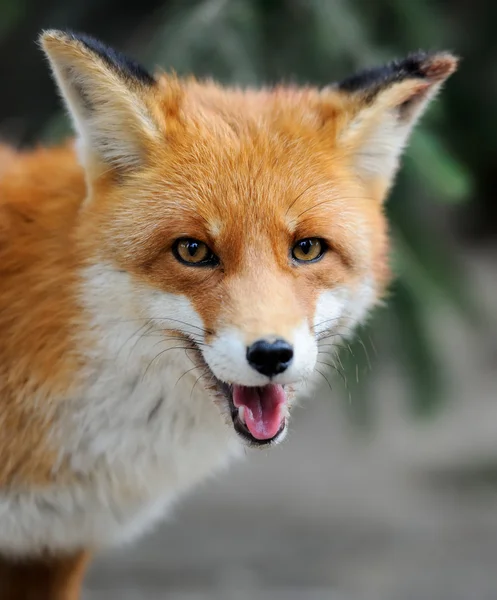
[41,31,457,446]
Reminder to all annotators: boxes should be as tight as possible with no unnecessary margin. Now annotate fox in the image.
[0,29,457,599]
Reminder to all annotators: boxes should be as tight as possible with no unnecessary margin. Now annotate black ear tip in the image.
[415,52,459,82]
[39,29,155,87]
[338,51,458,95]
[394,51,458,83]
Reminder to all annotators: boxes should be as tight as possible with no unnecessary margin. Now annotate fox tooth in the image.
[238,405,246,425]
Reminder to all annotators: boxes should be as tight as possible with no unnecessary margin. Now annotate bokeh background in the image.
[1,1,496,599]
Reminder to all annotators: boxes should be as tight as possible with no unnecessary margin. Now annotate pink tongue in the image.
[232,384,286,440]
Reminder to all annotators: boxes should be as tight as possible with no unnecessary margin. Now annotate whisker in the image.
[285,183,322,216]
[317,322,358,338]
[311,316,341,331]
[153,317,211,336]
[335,352,346,373]
[315,368,333,394]
[317,359,348,389]
[317,343,350,353]
[142,346,199,380]
[147,328,206,343]
[190,369,211,401]
[174,364,201,389]
[368,335,378,358]
[109,317,210,336]
[117,321,153,359]
[148,336,206,351]
[316,327,355,341]
[124,322,156,362]
[358,338,373,372]
[289,196,375,226]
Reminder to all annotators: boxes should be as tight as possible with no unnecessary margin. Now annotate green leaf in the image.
[391,223,480,326]
[406,129,473,203]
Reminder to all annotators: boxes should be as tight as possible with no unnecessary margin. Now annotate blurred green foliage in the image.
[1,0,489,421]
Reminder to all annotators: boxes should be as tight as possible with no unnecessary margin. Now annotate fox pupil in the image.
[300,241,311,254]
[188,242,198,256]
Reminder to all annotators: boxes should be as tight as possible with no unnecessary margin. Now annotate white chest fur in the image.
[0,265,241,555]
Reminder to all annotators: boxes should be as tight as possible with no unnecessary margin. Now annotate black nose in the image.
[246,338,294,377]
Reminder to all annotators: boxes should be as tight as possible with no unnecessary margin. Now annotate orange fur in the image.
[0,30,457,600]
[73,74,395,335]
[0,143,86,487]
[0,39,456,488]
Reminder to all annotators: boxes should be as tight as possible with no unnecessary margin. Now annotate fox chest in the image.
[57,360,238,497]
[0,363,239,555]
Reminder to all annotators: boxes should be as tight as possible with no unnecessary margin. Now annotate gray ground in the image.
[84,248,497,600]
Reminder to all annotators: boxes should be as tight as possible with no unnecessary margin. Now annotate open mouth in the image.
[181,340,288,446]
[231,384,287,445]
[217,381,287,446]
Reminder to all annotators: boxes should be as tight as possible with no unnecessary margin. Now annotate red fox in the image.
[0,30,457,599]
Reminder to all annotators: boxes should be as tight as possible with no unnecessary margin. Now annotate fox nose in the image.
[246,338,294,377]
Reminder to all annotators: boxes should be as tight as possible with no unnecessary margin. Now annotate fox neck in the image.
[54,259,240,479]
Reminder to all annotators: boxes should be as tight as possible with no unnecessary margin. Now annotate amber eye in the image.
[173,238,218,267]
[292,238,325,263]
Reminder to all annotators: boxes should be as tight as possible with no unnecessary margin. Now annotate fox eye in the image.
[173,238,219,267]
[292,238,325,263]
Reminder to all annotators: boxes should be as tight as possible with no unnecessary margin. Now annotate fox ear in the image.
[329,52,458,199]
[40,30,161,174]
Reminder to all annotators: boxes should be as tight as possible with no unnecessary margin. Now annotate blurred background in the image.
[1,0,496,598]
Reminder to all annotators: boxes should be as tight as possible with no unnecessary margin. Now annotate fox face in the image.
[41,32,457,447]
